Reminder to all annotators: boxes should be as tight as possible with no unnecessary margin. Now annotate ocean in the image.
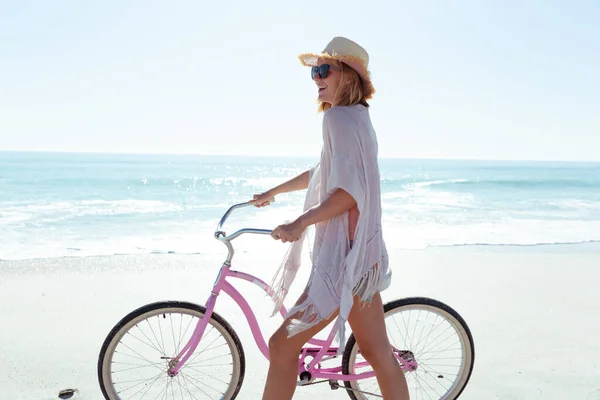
[2,151,600,261]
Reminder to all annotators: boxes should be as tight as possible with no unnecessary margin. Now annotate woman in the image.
[250,37,410,400]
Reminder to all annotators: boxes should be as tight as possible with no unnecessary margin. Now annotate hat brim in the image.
[298,52,375,100]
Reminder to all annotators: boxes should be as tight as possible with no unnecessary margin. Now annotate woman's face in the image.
[313,58,342,105]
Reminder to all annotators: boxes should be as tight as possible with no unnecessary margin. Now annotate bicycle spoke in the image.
[175,374,199,400]
[186,352,233,365]
[153,375,170,400]
[412,313,441,354]
[124,329,165,356]
[146,318,166,357]
[412,312,429,364]
[404,309,414,352]
[391,314,409,352]
[410,309,421,351]
[115,343,166,374]
[112,362,164,374]
[158,315,167,358]
[416,324,454,357]
[412,371,435,400]
[121,369,164,398]
[170,314,178,358]
[413,368,444,399]
[179,372,217,399]
[176,314,195,356]
[181,365,232,385]
[418,336,461,363]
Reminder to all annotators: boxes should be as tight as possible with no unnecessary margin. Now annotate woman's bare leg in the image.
[261,293,339,400]
[348,292,410,400]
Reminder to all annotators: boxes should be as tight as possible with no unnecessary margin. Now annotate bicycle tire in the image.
[341,297,475,400]
[98,301,245,400]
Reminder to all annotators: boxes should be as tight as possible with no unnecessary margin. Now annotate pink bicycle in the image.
[98,202,475,399]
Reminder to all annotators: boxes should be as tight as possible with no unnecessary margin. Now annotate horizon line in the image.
[1,148,599,164]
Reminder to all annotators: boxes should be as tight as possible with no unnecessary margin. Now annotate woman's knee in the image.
[361,347,397,369]
[268,329,299,361]
[358,341,395,369]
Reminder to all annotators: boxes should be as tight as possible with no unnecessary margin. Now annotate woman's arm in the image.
[270,170,310,196]
[250,170,310,207]
[270,188,356,242]
[299,188,356,228]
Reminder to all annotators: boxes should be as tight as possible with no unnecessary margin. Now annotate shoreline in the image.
[3,239,600,264]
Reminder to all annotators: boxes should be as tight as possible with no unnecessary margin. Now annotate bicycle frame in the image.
[167,202,379,383]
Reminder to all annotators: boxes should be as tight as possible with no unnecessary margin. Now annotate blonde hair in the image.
[318,62,369,113]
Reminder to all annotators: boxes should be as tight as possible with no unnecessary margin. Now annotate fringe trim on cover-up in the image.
[352,261,382,309]
[268,225,314,318]
[271,256,385,356]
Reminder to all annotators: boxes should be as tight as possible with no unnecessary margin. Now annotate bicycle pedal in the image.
[297,371,312,386]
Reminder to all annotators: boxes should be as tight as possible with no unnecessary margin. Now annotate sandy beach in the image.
[1,243,599,399]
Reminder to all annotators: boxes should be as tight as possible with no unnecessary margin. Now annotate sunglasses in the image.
[311,63,341,79]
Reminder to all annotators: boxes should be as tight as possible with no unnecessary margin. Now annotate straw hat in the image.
[298,36,375,100]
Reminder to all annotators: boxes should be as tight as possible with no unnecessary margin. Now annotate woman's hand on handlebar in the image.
[249,191,275,207]
[271,218,305,243]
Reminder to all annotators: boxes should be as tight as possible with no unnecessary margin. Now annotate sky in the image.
[0,0,599,161]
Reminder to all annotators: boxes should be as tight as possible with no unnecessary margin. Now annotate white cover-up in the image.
[269,104,392,353]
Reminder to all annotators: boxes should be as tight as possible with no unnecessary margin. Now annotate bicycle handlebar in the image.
[214,201,273,242]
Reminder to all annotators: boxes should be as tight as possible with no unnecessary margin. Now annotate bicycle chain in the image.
[298,378,329,386]
[298,379,383,398]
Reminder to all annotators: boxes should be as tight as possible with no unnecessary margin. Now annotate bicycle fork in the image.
[167,263,226,376]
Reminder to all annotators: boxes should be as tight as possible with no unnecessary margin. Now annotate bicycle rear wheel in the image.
[341,297,474,399]
[98,301,245,400]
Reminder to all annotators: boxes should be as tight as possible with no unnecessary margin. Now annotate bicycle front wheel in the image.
[98,301,245,400]
[342,297,475,400]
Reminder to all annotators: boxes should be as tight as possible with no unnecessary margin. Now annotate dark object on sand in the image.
[58,388,77,399]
